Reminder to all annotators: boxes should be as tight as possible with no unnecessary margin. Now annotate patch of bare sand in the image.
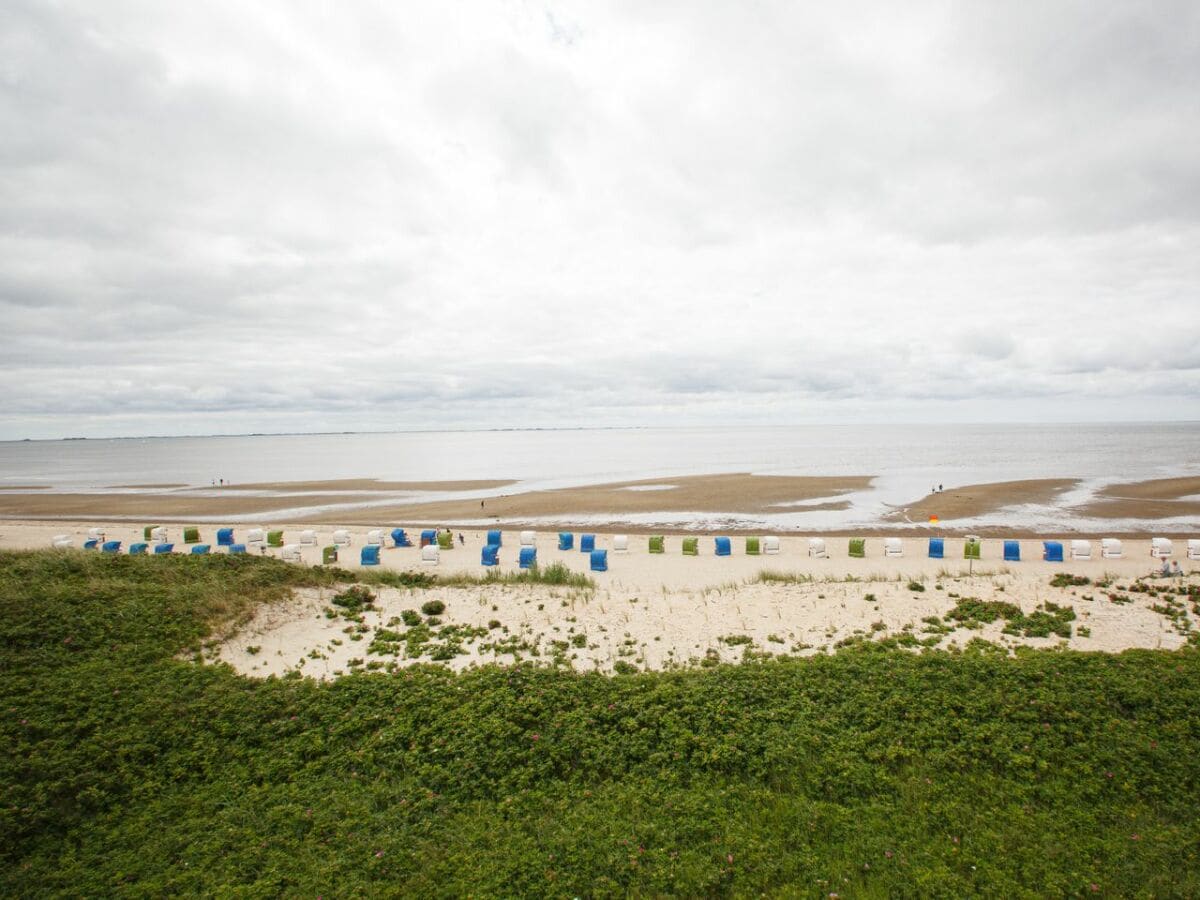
[230,478,517,492]
[886,479,1080,523]
[1080,477,1200,519]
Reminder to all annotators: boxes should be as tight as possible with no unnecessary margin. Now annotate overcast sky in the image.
[2,1,1198,439]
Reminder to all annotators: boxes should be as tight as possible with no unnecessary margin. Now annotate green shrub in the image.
[421,599,446,616]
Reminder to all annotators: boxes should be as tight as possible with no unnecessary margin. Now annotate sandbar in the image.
[886,479,1080,523]
[1080,477,1200,519]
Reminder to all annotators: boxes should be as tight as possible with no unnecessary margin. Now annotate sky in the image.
[2,0,1199,439]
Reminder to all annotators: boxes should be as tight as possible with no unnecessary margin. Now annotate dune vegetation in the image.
[2,550,1198,896]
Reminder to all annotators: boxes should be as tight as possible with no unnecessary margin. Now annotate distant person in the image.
[1159,558,1172,578]
[1172,561,1183,578]
[939,484,943,492]
[458,532,465,546]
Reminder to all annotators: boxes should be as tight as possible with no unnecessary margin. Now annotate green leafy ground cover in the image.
[2,551,1199,896]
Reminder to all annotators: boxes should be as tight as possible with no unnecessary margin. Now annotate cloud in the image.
[1,0,1198,438]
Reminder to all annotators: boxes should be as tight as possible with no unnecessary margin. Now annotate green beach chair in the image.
[848,538,866,558]
[183,526,201,544]
[745,537,761,556]
[437,531,453,550]
[682,537,698,556]
[267,530,284,548]
[322,546,338,565]
[964,539,982,560]
[649,535,665,554]
[143,525,158,541]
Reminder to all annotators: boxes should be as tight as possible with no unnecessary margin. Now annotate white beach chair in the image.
[807,537,826,558]
[612,534,629,552]
[150,526,168,544]
[52,535,72,548]
[764,536,781,555]
[1101,538,1123,559]
[365,529,385,546]
[1151,537,1173,558]
[280,544,303,563]
[87,527,105,542]
[1188,539,1200,560]
[245,528,266,550]
[883,537,903,558]
[332,529,352,547]
[299,529,318,547]
[421,544,439,565]
[520,530,536,546]
[1070,540,1092,561]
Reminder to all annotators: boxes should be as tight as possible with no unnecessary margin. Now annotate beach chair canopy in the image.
[437,531,453,549]
[883,538,902,557]
[745,537,760,555]
[848,538,866,558]
[1071,540,1092,560]
[129,542,148,555]
[281,544,302,562]
[682,537,699,556]
[649,535,665,554]
[366,529,384,546]
[481,544,500,566]
[1188,539,1200,560]
[101,540,121,553]
[590,549,608,572]
[714,537,731,556]
[1101,538,1123,559]
[300,529,319,546]
[151,526,168,544]
[360,545,380,566]
[267,530,284,548]
[143,525,160,541]
[190,544,210,555]
[183,527,201,544]
[322,546,338,565]
[87,528,105,542]
[487,529,502,547]
[391,528,411,547]
[580,534,596,553]
[519,546,537,569]
[83,539,99,550]
[420,529,437,547]
[420,544,439,565]
[613,534,629,552]
[246,528,266,547]
[228,544,246,555]
[558,532,574,550]
[332,529,352,546]
[520,531,536,546]
[1003,540,1020,561]
[928,538,944,558]
[1151,537,1173,558]
[808,537,826,558]
[216,528,234,546]
[153,543,174,554]
[964,539,982,560]
[1043,541,1064,562]
[763,536,780,554]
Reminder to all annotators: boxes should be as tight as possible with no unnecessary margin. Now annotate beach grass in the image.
[2,550,1199,895]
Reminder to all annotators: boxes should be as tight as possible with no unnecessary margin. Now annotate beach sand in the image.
[885,478,1080,523]
[3,522,1194,678]
[1080,476,1200,519]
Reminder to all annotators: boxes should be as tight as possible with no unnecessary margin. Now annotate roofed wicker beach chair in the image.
[153,543,174,554]
[183,527,201,544]
[299,529,319,547]
[482,544,500,566]
[437,531,453,550]
[246,528,266,550]
[590,549,608,572]
[613,534,629,552]
[808,538,827,558]
[150,526,168,544]
[520,531,536,546]
[282,544,303,563]
[267,530,284,548]
[366,529,385,546]
[682,537,699,556]
[1042,541,1064,562]
[883,537,903,558]
[322,546,338,565]
[1101,538,1123,559]
[101,540,122,553]
[745,537,760,556]
[143,525,160,541]
[1151,537,1173,558]
[848,538,866,559]
[333,529,352,546]
[359,545,380,566]
[1003,540,1021,562]
[763,536,781,554]
[129,542,148,555]
[87,527,106,543]
[928,538,944,559]
[648,535,664,554]
[217,528,235,547]
[558,532,574,550]
[421,544,439,565]
[83,539,99,550]
[391,528,412,548]
[580,534,596,553]
[227,544,246,555]
[714,537,731,556]
[1189,539,1200,560]
[520,547,537,569]
[964,538,982,560]
[190,544,210,555]
[487,529,503,547]
[1070,540,1092,561]
[420,529,437,548]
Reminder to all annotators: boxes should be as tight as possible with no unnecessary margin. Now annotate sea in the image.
[1,423,1198,531]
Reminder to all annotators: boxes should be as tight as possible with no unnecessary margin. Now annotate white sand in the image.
[6,521,1194,677]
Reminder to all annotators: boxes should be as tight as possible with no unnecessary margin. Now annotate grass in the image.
[436,561,595,590]
[2,550,1199,895]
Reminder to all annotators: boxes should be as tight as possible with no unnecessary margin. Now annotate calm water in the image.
[1,424,1198,529]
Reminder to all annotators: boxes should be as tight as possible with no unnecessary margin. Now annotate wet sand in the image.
[230,478,517,492]
[1080,477,1200,519]
[886,479,1080,523]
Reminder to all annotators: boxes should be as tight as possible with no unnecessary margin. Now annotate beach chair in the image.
[143,525,159,541]
[1003,540,1021,562]
[1101,538,1123,559]
[216,528,235,547]
[333,529,352,547]
[190,544,210,555]
[928,538,944,559]
[183,527,201,544]
[745,537,761,556]
[437,531,453,550]
[299,529,319,547]
[267,530,284,548]
[87,527,106,543]
[808,538,827,558]
[1042,541,1063,562]
[420,529,437,548]
[714,537,731,557]
[83,539,99,550]
[421,544,439,565]
[150,526,168,544]
[648,535,664,554]
[246,528,266,550]
[580,534,596,553]
[590,549,608,572]
[1151,538,1173,558]
[520,531,536,547]
[883,538,903,558]
[359,545,380,566]
[1188,539,1200,560]
[322,546,338,565]
[228,544,246,555]
[613,535,629,552]
[682,537,699,556]
[391,528,411,548]
[964,539,982,560]
[153,543,174,554]
[520,547,537,569]
[487,529,503,547]
[52,535,72,548]
[1070,540,1092,561]
[848,538,866,559]
[101,540,122,553]
[558,532,574,551]
[481,544,500,566]
[365,529,385,546]
[282,544,303,563]
[764,536,781,555]
[129,542,148,555]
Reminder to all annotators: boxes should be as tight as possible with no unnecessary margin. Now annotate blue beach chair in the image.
[519,547,537,569]
[580,534,596,553]
[101,540,122,553]
[481,544,500,566]
[558,532,574,550]
[391,528,412,547]
[928,538,944,559]
[361,545,381,566]
[1042,541,1063,562]
[714,537,731,557]
[190,544,210,555]
[153,543,174,554]
[129,542,148,555]
[1004,540,1021,562]
[228,543,247,555]
[590,549,608,572]
[83,539,99,550]
[487,529,502,547]
[216,528,235,546]
[420,529,438,548]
